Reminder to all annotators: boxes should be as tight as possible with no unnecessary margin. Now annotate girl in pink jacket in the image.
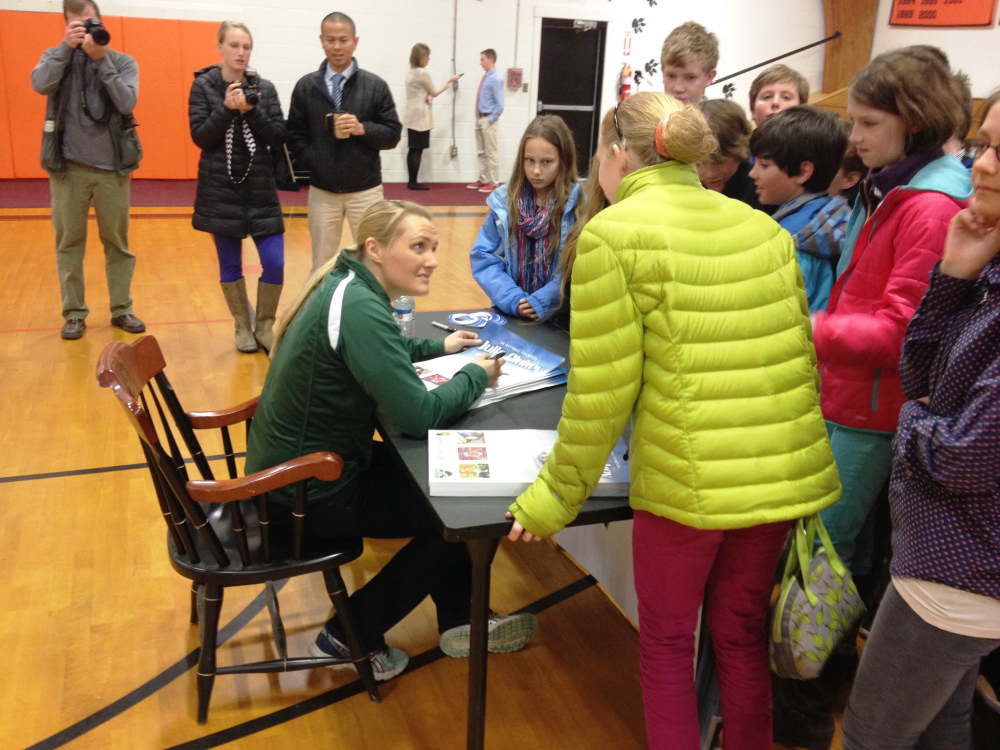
[774,46,972,749]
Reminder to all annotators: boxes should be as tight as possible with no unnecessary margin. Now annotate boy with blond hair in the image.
[660,21,718,104]
[748,64,810,126]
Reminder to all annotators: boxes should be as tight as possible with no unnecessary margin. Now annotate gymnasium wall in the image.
[0,0,828,182]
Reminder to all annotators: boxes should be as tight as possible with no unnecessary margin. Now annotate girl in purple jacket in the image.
[841,89,1000,750]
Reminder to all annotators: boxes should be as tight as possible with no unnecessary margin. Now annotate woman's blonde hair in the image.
[409,43,430,68]
[505,115,581,260]
[270,200,434,356]
[601,92,718,169]
[218,21,253,47]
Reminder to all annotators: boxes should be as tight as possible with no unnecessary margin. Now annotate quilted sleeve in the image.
[508,226,643,536]
[814,201,955,369]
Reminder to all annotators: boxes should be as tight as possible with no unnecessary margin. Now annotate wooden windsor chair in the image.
[96,335,380,723]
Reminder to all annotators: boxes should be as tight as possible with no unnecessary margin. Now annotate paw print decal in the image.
[646,0,658,6]
[631,17,646,33]
[633,69,644,87]
[722,82,736,99]
[644,59,659,78]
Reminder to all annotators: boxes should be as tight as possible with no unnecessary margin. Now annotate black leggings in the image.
[271,441,472,651]
[407,148,423,184]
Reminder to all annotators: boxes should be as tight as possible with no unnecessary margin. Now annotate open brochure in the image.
[414,321,567,408]
[428,429,630,497]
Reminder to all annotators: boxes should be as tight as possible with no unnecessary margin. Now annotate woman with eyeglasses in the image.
[839,89,1000,750]
[505,92,841,750]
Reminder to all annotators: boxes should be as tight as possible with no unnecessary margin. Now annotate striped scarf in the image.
[513,182,557,295]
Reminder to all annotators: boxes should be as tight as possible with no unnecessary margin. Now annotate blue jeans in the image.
[842,582,1000,750]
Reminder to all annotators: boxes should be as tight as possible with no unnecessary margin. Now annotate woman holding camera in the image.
[189,21,287,353]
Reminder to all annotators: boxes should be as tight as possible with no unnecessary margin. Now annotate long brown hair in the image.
[505,115,580,259]
[271,200,433,356]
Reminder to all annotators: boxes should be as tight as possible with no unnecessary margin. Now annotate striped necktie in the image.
[329,74,344,108]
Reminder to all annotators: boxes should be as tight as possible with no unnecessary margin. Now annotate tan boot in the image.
[254,281,283,353]
[220,279,259,353]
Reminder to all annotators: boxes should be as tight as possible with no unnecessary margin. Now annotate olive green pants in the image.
[50,161,135,320]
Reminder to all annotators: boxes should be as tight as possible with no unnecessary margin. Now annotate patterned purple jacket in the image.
[889,259,1000,600]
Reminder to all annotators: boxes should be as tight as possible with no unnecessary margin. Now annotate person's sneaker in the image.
[308,627,409,682]
[478,183,496,193]
[407,182,430,191]
[110,313,146,333]
[439,613,538,658]
[60,318,86,340]
[466,180,484,190]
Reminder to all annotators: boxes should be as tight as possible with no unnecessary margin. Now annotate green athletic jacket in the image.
[509,162,841,536]
[245,254,488,503]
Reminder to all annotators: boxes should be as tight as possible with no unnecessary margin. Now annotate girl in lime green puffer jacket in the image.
[507,93,841,750]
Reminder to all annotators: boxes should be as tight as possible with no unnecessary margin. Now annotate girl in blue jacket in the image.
[470,115,581,320]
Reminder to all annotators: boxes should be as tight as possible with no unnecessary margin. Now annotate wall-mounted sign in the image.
[890,0,997,26]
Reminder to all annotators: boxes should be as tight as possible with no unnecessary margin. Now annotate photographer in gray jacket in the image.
[32,0,144,340]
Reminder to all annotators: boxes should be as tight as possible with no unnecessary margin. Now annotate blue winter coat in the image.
[469,183,581,319]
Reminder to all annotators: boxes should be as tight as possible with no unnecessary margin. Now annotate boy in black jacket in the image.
[287,11,402,271]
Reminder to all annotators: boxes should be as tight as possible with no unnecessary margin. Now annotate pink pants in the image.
[632,510,792,750]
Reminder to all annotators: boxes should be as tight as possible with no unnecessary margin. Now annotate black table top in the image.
[377,311,633,542]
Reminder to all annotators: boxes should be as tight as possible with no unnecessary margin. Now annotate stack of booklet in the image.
[428,429,630,497]
[414,321,567,408]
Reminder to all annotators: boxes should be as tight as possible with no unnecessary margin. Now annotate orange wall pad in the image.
[0,10,218,179]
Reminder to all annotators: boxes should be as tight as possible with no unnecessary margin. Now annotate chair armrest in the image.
[186,452,343,503]
[186,396,259,429]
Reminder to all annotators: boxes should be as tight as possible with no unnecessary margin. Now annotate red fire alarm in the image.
[506,68,523,91]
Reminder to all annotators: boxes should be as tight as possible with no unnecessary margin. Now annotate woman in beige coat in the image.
[404,44,460,190]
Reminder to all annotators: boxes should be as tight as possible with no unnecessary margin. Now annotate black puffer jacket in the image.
[189,65,287,238]
[286,59,401,194]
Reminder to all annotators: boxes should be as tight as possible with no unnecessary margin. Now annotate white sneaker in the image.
[439,613,538,658]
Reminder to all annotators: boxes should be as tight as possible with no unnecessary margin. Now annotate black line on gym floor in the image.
[0,453,246,484]
[25,581,286,750]
[163,575,597,750]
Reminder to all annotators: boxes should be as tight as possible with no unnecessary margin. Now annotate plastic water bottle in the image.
[392,296,415,337]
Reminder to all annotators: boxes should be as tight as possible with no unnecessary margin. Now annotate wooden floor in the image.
[0,202,843,749]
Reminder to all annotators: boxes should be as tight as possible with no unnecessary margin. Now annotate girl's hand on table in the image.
[443,330,481,353]
[505,512,545,542]
[470,353,504,386]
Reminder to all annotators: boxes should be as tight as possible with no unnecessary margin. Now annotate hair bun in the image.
[662,107,719,164]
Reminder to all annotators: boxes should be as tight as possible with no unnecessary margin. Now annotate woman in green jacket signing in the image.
[245,200,538,682]
[507,94,841,749]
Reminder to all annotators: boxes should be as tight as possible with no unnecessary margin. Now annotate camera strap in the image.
[225,116,256,185]
[76,49,113,125]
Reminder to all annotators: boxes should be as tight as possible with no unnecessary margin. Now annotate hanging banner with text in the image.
[890,0,997,26]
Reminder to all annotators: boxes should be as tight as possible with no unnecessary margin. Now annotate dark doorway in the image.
[536,18,606,176]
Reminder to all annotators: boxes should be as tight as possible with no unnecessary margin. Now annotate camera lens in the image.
[83,19,110,46]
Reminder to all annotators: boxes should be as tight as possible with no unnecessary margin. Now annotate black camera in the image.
[241,68,260,106]
[82,18,110,46]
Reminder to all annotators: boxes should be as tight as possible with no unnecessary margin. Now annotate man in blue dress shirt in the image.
[468,49,504,193]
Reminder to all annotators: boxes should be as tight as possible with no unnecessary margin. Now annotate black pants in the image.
[407,148,424,185]
[271,441,472,651]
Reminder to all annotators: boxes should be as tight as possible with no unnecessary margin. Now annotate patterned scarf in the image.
[513,181,557,295]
